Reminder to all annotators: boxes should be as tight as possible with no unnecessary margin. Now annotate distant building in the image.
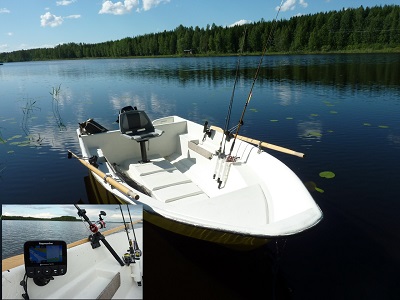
[183,49,194,55]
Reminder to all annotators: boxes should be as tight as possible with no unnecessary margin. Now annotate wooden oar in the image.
[68,150,140,200]
[210,126,304,158]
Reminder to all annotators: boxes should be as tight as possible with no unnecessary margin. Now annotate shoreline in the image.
[1,47,399,63]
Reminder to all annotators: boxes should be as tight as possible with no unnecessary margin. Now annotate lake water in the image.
[1,55,399,299]
[2,220,142,259]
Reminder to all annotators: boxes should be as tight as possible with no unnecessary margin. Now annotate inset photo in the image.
[2,204,143,299]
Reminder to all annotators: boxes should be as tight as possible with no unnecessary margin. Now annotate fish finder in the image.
[24,240,67,286]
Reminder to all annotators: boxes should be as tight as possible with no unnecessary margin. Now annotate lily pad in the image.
[17,142,31,147]
[8,135,22,141]
[308,131,322,137]
[249,108,258,112]
[10,141,30,147]
[304,181,316,192]
[330,110,338,114]
[270,119,278,122]
[286,117,294,120]
[363,123,371,126]
[319,171,335,179]
[378,125,389,129]
[304,181,324,193]
[310,114,319,117]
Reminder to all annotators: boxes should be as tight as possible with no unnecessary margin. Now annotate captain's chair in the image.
[119,107,163,163]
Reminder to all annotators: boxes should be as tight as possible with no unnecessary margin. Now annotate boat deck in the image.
[123,156,209,203]
[77,117,322,238]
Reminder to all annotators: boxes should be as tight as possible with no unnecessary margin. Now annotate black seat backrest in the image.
[119,110,155,135]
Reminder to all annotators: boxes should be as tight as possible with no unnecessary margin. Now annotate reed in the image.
[50,84,66,130]
[20,98,40,135]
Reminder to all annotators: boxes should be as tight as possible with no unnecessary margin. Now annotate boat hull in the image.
[76,115,323,248]
[144,210,269,250]
[84,172,268,250]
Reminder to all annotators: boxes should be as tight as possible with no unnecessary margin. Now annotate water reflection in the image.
[297,120,323,142]
[387,134,400,149]
[108,91,177,120]
[100,54,400,91]
[1,55,399,203]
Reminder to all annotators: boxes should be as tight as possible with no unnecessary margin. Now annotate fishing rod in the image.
[229,0,284,156]
[222,27,247,150]
[119,204,142,286]
[127,204,141,260]
[217,0,284,189]
[213,27,247,182]
[74,204,125,266]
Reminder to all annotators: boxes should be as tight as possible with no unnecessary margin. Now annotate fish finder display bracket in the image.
[24,240,67,286]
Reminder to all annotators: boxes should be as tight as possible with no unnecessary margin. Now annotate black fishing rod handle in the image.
[100,235,125,266]
[74,204,93,225]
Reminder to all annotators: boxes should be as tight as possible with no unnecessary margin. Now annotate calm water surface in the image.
[1,54,399,299]
[1,220,135,259]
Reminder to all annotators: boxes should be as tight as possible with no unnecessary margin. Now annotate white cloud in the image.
[99,0,139,15]
[229,19,251,27]
[65,14,81,19]
[19,43,29,49]
[7,32,13,36]
[0,8,10,13]
[277,0,308,12]
[56,0,76,6]
[0,44,8,51]
[40,12,64,27]
[99,0,170,15]
[278,0,296,12]
[141,0,170,12]
[31,212,58,219]
[299,0,308,8]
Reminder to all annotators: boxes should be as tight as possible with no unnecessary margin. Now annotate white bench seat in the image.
[126,157,209,203]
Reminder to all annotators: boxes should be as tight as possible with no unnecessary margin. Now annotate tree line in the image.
[1,5,399,62]
[2,215,79,221]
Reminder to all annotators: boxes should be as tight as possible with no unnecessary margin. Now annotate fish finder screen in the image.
[29,244,63,264]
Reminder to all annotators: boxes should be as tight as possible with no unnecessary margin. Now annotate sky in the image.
[2,204,143,222]
[0,0,399,53]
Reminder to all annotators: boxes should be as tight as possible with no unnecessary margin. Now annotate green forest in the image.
[2,215,79,221]
[1,5,399,62]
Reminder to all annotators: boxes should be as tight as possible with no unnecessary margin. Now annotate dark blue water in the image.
[1,55,399,299]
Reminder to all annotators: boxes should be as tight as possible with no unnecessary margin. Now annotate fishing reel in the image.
[122,240,142,266]
[67,151,99,168]
[202,121,212,141]
[87,211,106,249]
[90,211,107,234]
[74,204,125,266]
[122,240,142,287]
[75,204,107,249]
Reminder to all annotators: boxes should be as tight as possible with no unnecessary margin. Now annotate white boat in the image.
[71,107,322,249]
[2,209,143,299]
